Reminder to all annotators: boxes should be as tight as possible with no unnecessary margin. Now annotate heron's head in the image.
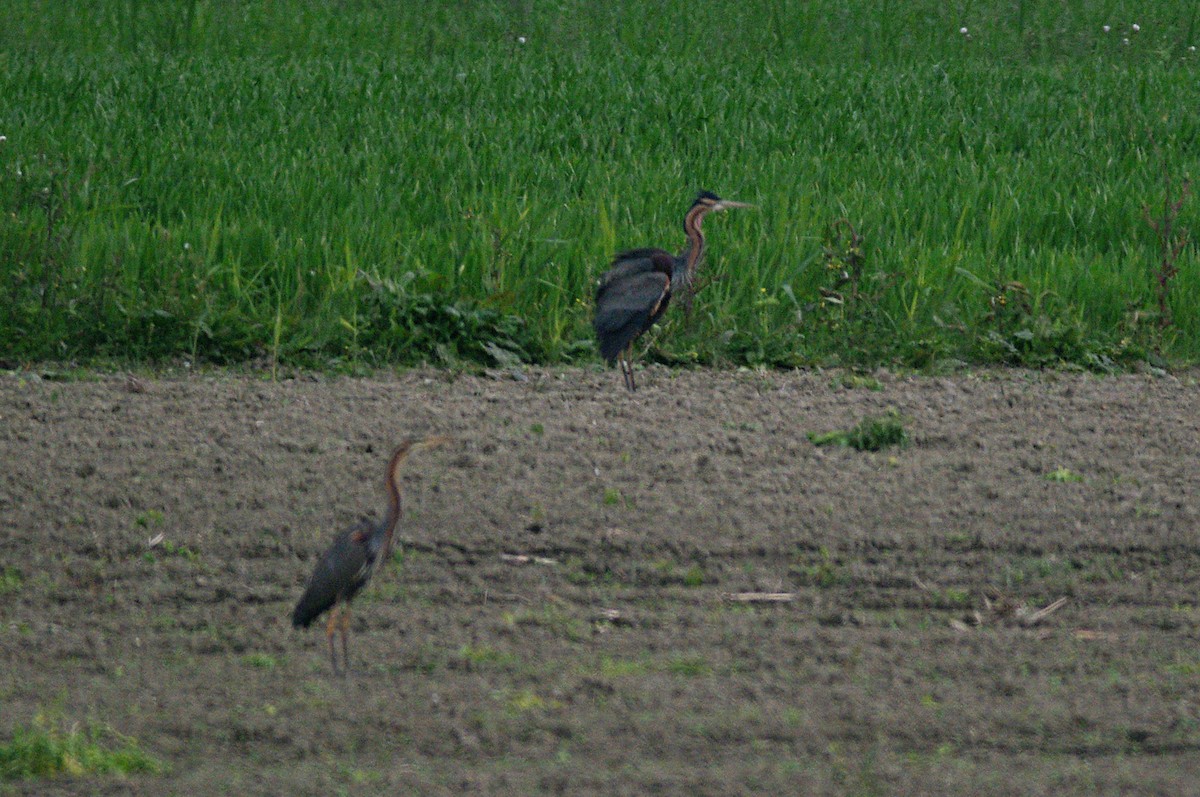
[692,190,754,214]
[684,191,753,238]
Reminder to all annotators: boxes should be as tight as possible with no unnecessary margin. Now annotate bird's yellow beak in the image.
[714,199,754,211]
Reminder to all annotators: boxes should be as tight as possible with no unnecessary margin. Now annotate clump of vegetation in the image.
[159,540,198,560]
[809,220,892,344]
[134,510,164,529]
[0,567,22,596]
[0,714,164,781]
[791,546,847,588]
[241,653,279,669]
[1044,467,1084,483]
[808,409,910,451]
[456,644,517,668]
[504,688,563,713]
[665,654,713,678]
[351,271,544,368]
[645,559,708,588]
[970,279,1117,370]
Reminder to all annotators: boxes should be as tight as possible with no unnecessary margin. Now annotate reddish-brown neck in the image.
[680,203,709,283]
[379,440,413,559]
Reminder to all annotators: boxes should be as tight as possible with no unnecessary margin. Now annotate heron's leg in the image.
[340,606,352,674]
[625,342,636,391]
[326,607,340,675]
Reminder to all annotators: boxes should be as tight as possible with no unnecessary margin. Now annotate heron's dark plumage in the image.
[593,251,673,364]
[291,519,379,629]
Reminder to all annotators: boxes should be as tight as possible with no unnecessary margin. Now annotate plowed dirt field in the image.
[3,367,1200,795]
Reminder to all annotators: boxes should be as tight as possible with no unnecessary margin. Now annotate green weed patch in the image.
[808,410,910,451]
[0,715,164,781]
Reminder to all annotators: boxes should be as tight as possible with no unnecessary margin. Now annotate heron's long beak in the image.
[715,199,754,211]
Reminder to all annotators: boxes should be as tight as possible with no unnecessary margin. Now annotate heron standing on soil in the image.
[593,191,751,391]
[292,436,448,674]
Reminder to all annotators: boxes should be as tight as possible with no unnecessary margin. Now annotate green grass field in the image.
[1,1,1197,370]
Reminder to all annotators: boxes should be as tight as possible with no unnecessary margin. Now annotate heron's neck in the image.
[379,465,402,560]
[679,206,707,283]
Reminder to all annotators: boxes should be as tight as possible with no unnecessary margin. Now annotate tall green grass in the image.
[1,1,1197,368]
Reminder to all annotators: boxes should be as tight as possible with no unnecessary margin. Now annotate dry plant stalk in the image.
[1016,596,1068,627]
[499,553,558,566]
[1142,168,1191,329]
[723,592,797,603]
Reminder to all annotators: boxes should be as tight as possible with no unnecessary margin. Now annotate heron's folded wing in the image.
[592,271,671,362]
[291,524,373,628]
[595,248,672,301]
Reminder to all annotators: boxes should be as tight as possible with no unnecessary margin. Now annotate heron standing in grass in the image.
[593,191,751,391]
[292,436,448,674]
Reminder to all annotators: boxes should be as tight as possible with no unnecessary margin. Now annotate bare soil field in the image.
[3,366,1200,795]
